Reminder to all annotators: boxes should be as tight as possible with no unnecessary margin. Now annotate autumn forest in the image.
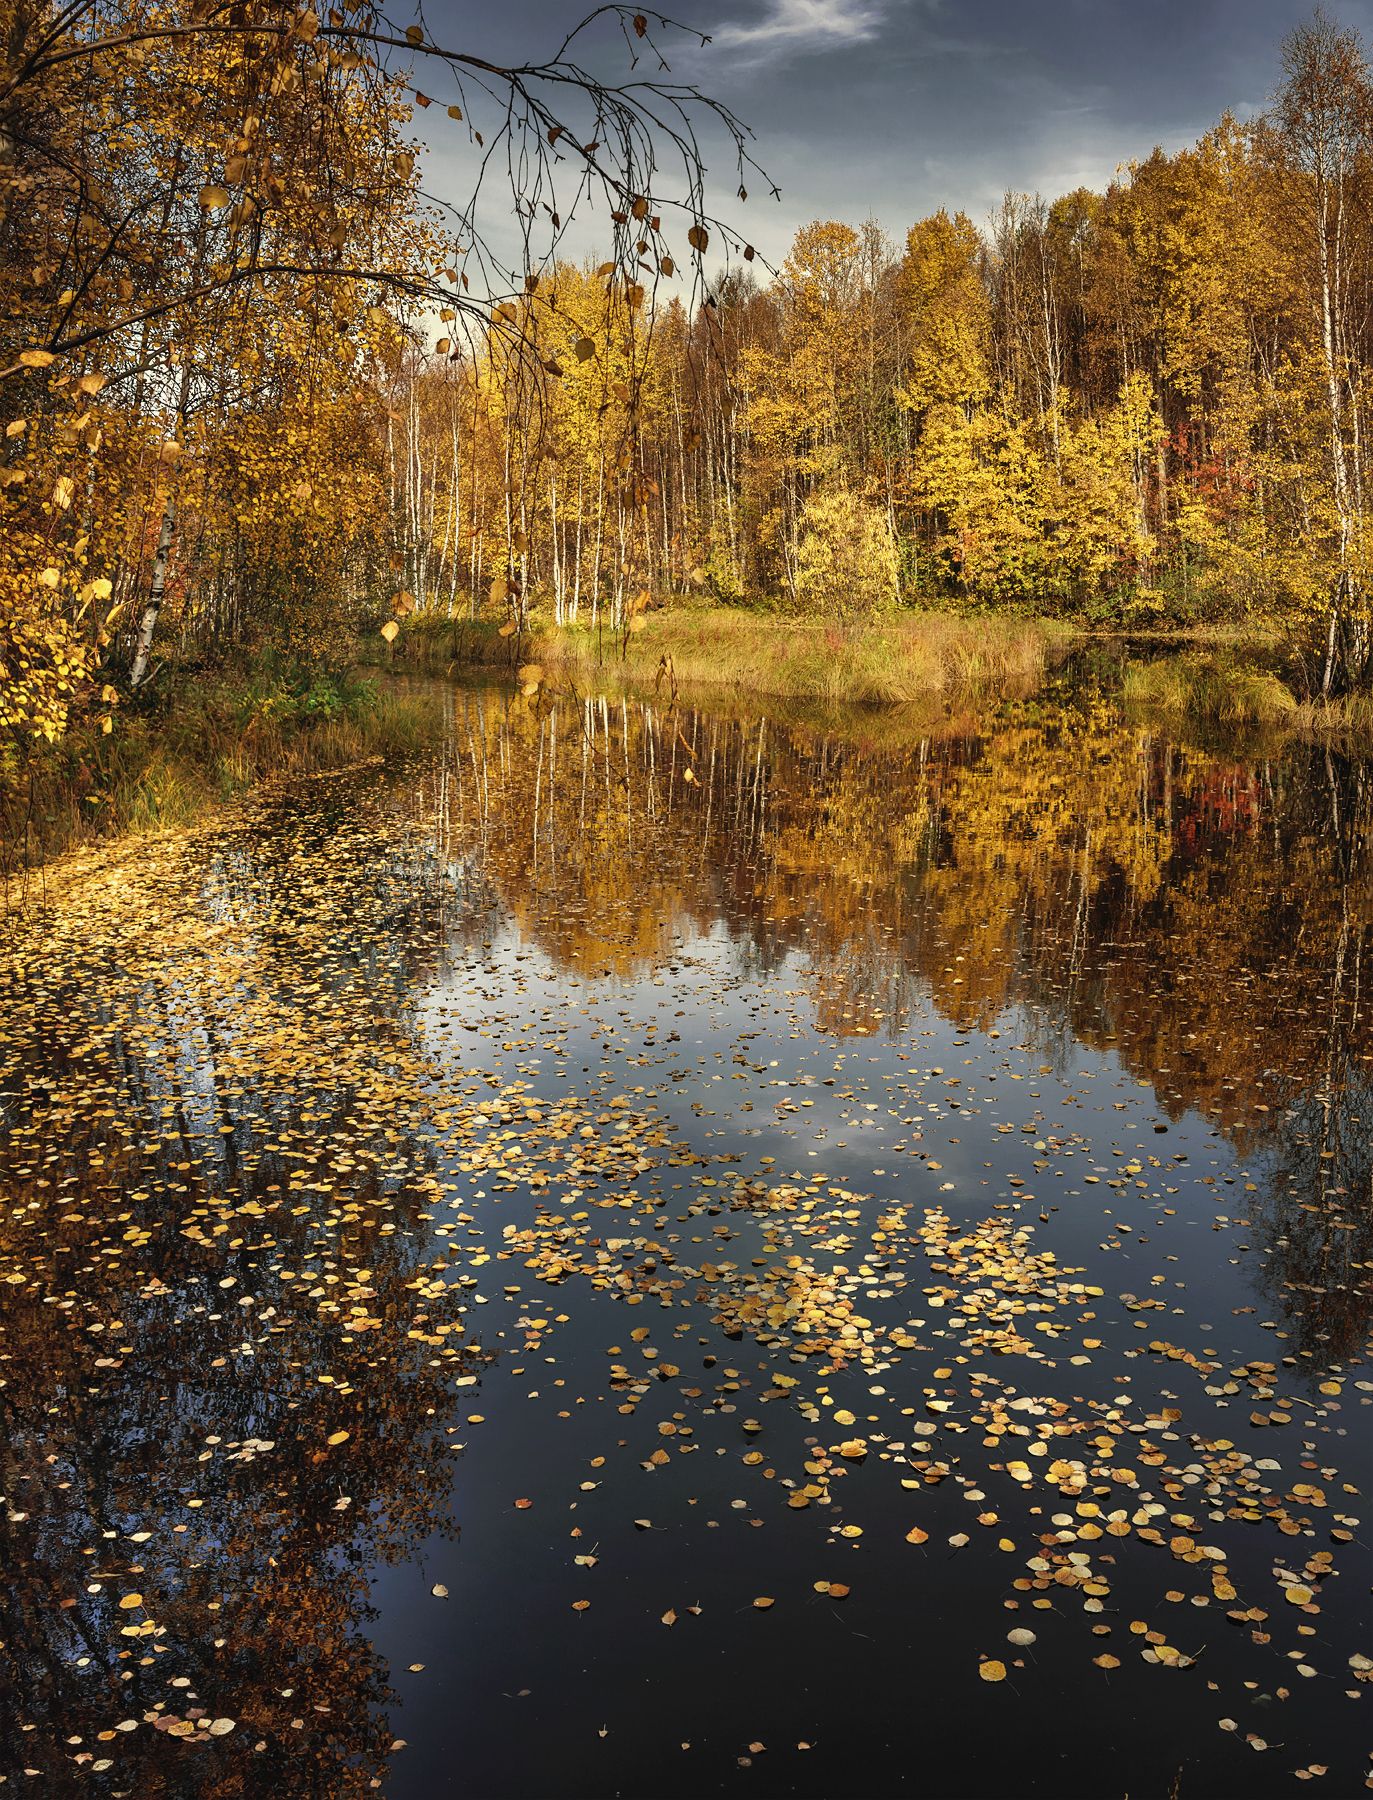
[4,2,1373,767]
[1,5,1372,1798]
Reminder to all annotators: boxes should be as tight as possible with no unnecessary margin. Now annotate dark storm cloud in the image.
[419,0,1373,269]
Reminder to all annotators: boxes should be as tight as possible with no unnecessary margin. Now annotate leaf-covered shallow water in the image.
[1,679,1370,1798]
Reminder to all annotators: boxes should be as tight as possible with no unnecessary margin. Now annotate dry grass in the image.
[389,605,1065,705]
[1123,655,1298,727]
[1123,651,1373,743]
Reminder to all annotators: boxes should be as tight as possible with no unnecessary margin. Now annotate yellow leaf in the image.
[327,1429,350,1446]
[752,1596,774,1609]
[19,349,56,368]
[979,1660,1007,1682]
[118,1594,142,1610]
[379,620,399,643]
[199,186,231,210]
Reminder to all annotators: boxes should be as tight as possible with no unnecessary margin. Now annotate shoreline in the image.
[7,609,1372,884]
[372,604,1373,736]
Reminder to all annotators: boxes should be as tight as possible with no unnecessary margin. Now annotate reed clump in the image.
[1122,653,1300,725]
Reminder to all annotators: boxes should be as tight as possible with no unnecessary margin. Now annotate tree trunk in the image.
[129,485,177,688]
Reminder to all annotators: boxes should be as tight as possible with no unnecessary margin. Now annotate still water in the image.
[1,676,1369,1798]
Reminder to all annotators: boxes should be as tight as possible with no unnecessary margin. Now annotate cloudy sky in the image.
[419,0,1373,273]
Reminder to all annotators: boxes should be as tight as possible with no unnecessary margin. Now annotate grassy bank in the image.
[379,606,1069,705]
[1,667,444,883]
[1123,652,1373,736]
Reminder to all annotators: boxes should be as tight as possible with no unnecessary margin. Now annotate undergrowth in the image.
[1,663,442,883]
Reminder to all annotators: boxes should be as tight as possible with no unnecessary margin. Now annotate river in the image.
[1,673,1369,1797]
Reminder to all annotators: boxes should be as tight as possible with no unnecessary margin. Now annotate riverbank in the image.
[0,668,443,886]
[375,606,1069,706]
[376,602,1373,737]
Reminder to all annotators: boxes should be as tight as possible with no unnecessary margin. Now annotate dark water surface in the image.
[1,678,1370,1798]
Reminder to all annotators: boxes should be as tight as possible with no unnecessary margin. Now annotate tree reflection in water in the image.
[1,677,1368,1792]
[416,682,1370,1372]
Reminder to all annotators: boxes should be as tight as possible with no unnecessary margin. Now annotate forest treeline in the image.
[2,4,1372,768]
[390,13,1373,692]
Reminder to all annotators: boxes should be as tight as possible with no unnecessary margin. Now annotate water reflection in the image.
[1,677,1369,1794]
[0,799,472,1793]
[417,683,1372,1356]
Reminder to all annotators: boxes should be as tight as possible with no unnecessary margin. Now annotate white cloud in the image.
[710,0,885,59]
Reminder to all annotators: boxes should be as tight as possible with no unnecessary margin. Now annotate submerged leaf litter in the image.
[0,681,1370,1797]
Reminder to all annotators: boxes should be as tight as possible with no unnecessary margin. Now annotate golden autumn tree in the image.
[1,0,765,751]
